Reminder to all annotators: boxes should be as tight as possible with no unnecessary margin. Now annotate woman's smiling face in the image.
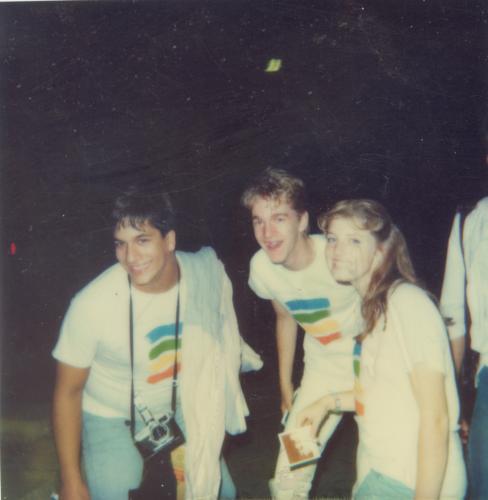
[325,216,382,296]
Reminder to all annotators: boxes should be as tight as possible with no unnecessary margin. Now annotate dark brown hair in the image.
[112,185,175,236]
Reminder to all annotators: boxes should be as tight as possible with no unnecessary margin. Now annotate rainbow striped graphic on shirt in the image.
[353,340,365,416]
[285,298,342,345]
[145,322,183,384]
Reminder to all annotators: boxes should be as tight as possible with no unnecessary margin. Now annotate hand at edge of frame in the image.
[59,477,90,500]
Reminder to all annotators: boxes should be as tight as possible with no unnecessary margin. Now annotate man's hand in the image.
[59,477,90,500]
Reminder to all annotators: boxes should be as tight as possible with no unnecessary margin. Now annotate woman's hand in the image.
[297,395,333,437]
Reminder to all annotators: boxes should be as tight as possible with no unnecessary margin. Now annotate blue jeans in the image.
[355,470,414,499]
[468,366,488,500]
[82,412,236,500]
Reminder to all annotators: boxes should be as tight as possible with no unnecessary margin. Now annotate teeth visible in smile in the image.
[266,242,281,250]
[131,264,148,272]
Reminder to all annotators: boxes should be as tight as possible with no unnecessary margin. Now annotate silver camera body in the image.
[134,412,184,460]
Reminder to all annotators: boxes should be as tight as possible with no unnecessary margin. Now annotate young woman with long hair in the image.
[298,199,466,499]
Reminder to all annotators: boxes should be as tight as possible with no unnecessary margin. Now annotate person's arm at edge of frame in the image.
[53,361,91,500]
[410,363,449,500]
[271,299,298,414]
[440,211,470,442]
[450,335,466,376]
[450,335,469,445]
[440,211,467,377]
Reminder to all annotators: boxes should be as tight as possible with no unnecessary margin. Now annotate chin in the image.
[269,254,287,265]
[131,274,151,286]
[330,270,352,283]
[264,250,283,263]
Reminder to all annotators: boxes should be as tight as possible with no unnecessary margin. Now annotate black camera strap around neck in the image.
[128,276,181,438]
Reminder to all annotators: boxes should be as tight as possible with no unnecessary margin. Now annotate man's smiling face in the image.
[114,219,176,293]
[251,195,308,269]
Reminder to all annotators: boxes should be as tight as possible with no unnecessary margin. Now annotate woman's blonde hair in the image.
[318,199,418,338]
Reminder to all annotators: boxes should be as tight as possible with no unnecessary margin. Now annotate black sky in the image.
[1,0,487,374]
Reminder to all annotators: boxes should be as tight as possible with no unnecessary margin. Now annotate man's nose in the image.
[263,222,274,239]
[125,243,139,263]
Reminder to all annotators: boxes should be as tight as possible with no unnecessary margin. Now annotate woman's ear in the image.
[373,243,385,270]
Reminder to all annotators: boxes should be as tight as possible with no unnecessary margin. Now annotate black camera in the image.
[128,412,185,500]
[134,412,185,460]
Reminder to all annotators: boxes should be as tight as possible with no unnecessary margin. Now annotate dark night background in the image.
[1,1,487,497]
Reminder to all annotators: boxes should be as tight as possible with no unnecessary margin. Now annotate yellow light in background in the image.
[265,58,282,72]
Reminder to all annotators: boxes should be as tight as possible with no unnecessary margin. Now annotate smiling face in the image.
[325,216,382,296]
[251,195,309,270]
[114,220,178,293]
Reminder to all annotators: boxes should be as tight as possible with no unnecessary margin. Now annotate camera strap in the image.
[128,275,181,438]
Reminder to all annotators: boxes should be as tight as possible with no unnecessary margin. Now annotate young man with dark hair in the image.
[52,186,261,500]
[242,168,361,498]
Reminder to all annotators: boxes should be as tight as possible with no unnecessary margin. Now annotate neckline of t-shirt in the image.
[131,282,179,301]
[280,234,323,274]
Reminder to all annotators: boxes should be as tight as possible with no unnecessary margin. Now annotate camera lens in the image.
[152,426,167,441]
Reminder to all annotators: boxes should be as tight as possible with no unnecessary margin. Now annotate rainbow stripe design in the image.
[353,340,364,416]
[285,298,342,345]
[171,445,185,484]
[145,322,183,384]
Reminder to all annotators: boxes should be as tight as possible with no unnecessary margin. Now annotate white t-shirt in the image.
[249,234,362,391]
[53,263,184,418]
[356,282,461,491]
[441,198,488,367]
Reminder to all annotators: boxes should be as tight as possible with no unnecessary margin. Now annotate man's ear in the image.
[298,211,309,233]
[166,230,176,252]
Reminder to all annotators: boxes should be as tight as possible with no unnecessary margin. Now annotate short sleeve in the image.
[389,284,448,375]
[248,252,273,300]
[52,294,98,368]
